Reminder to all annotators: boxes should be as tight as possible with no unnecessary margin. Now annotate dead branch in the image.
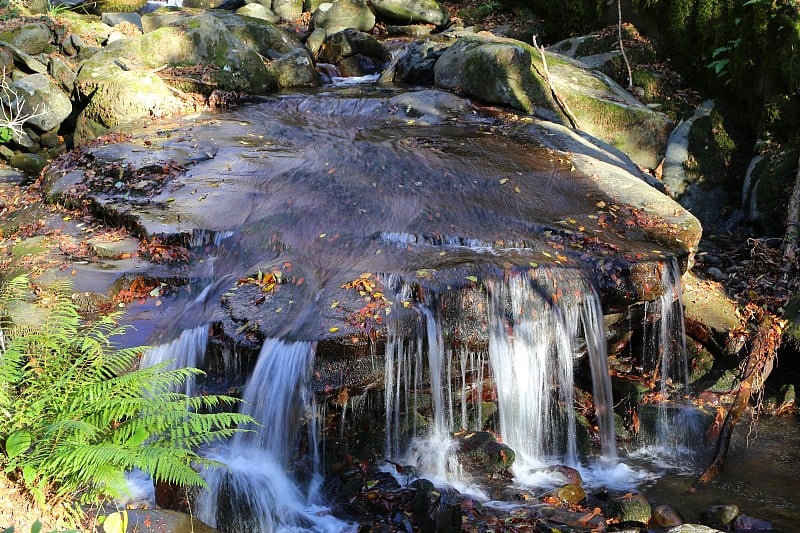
[532,36,580,130]
[696,311,782,485]
[617,0,633,89]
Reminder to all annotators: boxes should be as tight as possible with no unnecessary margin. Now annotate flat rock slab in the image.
[44,87,701,344]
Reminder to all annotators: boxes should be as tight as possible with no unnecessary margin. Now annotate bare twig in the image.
[617,0,634,90]
[0,68,50,142]
[532,36,580,130]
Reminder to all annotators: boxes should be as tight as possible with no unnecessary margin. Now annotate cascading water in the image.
[488,271,617,478]
[641,258,693,451]
[196,338,349,532]
[384,269,617,490]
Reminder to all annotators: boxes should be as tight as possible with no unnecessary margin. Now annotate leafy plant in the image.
[1,520,78,533]
[707,38,741,85]
[0,275,253,508]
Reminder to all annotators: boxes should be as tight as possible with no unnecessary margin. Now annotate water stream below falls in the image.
[96,86,780,530]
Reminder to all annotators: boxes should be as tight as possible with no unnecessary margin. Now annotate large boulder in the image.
[433,33,673,169]
[272,0,304,21]
[370,0,449,27]
[74,59,182,145]
[3,73,72,133]
[434,35,560,121]
[141,10,303,59]
[379,39,448,85]
[311,0,375,33]
[237,3,282,22]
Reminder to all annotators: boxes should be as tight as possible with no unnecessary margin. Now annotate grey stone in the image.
[0,22,52,55]
[379,39,448,85]
[39,129,62,149]
[371,0,449,27]
[4,73,73,132]
[311,0,375,33]
[101,12,144,31]
[1,41,48,73]
[236,3,281,22]
[87,236,140,259]
[9,152,48,175]
[272,0,304,21]
[306,27,327,56]
[701,504,740,529]
[318,28,386,64]
[266,47,322,88]
[48,56,78,93]
[732,514,773,531]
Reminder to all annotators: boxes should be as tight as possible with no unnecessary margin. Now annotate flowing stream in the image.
[120,87,722,530]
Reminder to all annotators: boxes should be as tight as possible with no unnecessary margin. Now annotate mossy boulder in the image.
[266,47,322,88]
[73,11,300,143]
[433,33,672,169]
[607,492,652,525]
[272,0,304,21]
[0,21,52,55]
[311,0,376,33]
[74,59,182,145]
[371,0,449,27]
[454,430,515,475]
[745,145,798,236]
[92,0,148,12]
[433,35,560,121]
[4,73,73,133]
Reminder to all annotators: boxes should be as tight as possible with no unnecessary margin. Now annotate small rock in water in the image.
[650,504,684,527]
[607,492,652,526]
[700,504,740,529]
[543,464,583,485]
[732,513,774,532]
[554,483,586,505]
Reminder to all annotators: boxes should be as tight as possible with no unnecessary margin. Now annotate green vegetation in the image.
[0,275,252,514]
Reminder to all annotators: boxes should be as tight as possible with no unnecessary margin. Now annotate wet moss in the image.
[684,108,746,197]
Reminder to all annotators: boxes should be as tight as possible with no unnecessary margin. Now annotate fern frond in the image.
[0,274,254,507]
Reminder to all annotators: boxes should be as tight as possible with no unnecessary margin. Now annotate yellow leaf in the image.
[331,301,339,308]
[499,178,509,184]
[329,327,340,333]
[465,275,478,283]
[319,233,326,238]
[402,301,411,308]
[514,186,521,193]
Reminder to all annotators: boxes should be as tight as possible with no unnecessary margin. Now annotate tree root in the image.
[696,310,783,485]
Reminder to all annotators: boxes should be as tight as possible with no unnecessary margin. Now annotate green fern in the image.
[0,275,253,506]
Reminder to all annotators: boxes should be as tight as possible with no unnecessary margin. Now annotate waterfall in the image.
[196,339,349,532]
[139,325,208,396]
[488,272,615,471]
[641,258,692,450]
[383,269,616,487]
